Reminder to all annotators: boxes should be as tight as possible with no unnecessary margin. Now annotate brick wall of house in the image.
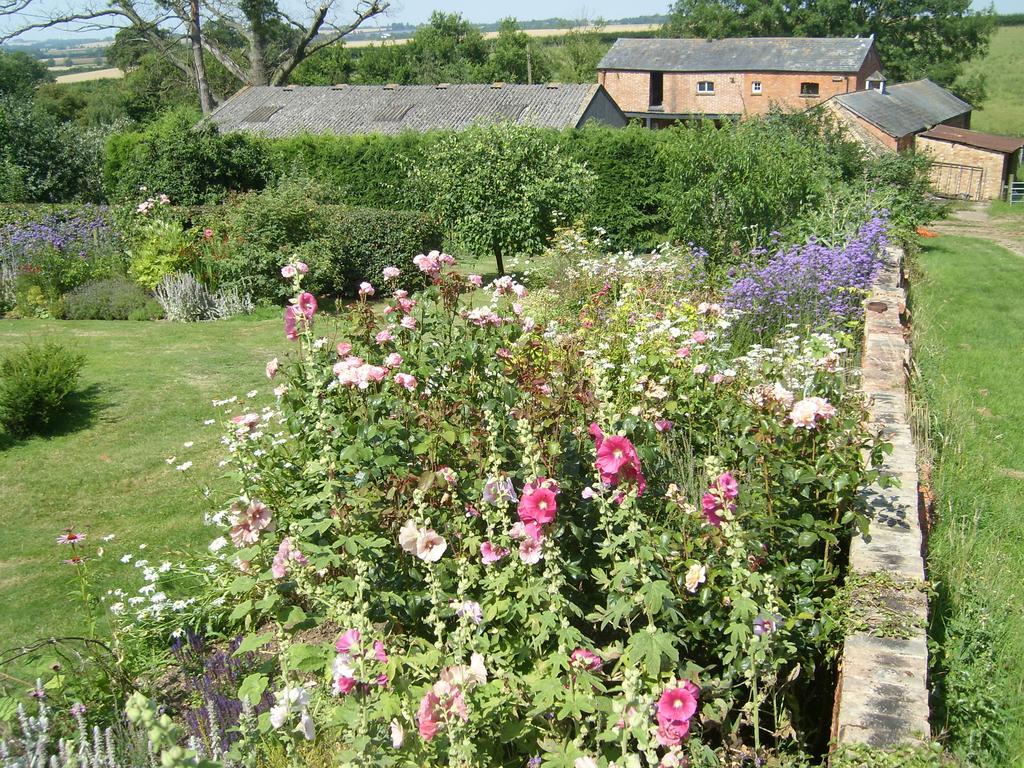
[916,136,1008,200]
[822,100,903,152]
[599,58,879,117]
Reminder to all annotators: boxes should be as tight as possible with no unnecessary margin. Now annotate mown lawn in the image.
[0,318,289,656]
[913,235,1024,764]
[967,25,1024,137]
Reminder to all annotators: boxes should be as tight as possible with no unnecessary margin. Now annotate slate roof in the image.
[597,36,876,74]
[207,83,622,137]
[830,79,972,138]
[918,124,1024,154]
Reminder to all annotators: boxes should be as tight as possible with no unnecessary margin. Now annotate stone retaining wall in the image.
[831,245,931,749]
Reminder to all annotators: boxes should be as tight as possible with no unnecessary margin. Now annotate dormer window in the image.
[697,81,715,95]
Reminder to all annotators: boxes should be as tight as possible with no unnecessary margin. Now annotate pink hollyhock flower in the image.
[375,329,393,344]
[336,342,352,356]
[480,541,509,564]
[518,484,557,525]
[382,266,400,280]
[295,261,309,274]
[373,640,388,663]
[398,520,419,553]
[228,500,273,546]
[655,681,699,745]
[416,529,447,562]
[298,292,317,319]
[284,306,300,340]
[656,720,691,747]
[589,422,605,449]
[281,264,297,279]
[265,358,278,379]
[453,599,483,624]
[335,628,361,655]
[510,520,543,542]
[468,274,483,287]
[716,472,739,500]
[691,330,708,343]
[417,682,469,741]
[595,435,635,476]
[655,419,673,432]
[676,346,691,358]
[519,537,543,564]
[359,282,375,297]
[417,691,441,740]
[701,492,724,527]
[400,315,417,330]
[332,653,356,695]
[385,352,403,368]
[394,372,417,390]
[271,537,307,579]
[570,648,603,671]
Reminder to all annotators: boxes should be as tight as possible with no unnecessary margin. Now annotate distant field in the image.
[54,67,123,83]
[343,22,659,48]
[967,25,1024,137]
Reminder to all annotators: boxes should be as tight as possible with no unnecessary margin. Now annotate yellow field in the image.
[54,67,124,83]
[343,22,659,48]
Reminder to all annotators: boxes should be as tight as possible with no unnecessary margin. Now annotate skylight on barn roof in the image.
[374,104,414,122]
[242,105,282,123]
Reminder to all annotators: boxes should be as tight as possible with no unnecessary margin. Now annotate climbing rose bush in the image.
[116,252,888,767]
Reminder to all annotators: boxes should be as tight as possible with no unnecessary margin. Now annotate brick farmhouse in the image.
[596,36,882,127]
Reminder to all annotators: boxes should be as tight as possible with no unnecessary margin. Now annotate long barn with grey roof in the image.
[207,83,627,137]
[596,36,882,126]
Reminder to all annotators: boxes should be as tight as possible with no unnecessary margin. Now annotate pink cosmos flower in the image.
[335,628,361,655]
[691,330,708,344]
[394,372,417,390]
[519,537,543,564]
[480,541,509,564]
[518,483,557,525]
[570,648,603,672]
[265,358,278,379]
[400,315,417,330]
[298,292,317,319]
[655,419,673,432]
[375,329,394,344]
[385,352,403,368]
[468,274,483,287]
[359,282,375,297]
[336,342,352,356]
[382,266,400,280]
[281,264,297,279]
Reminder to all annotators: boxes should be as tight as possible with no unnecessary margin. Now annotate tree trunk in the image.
[494,243,505,276]
[188,0,215,113]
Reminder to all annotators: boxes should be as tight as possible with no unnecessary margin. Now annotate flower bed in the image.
[45,235,889,767]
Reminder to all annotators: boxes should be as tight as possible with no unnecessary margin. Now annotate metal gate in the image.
[1010,181,1024,204]
[930,162,985,201]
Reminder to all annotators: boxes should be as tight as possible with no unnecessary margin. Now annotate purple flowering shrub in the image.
[0,208,124,314]
[725,214,889,336]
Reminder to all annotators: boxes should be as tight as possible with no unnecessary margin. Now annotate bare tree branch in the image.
[272,0,387,84]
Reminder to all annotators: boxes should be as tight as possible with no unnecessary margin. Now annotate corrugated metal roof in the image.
[831,79,972,138]
[207,83,622,137]
[597,36,875,74]
[919,124,1024,154]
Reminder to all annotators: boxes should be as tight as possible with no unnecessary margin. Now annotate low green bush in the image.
[0,340,85,435]
[63,277,160,320]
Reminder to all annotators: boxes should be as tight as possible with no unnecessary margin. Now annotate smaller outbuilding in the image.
[823,79,972,151]
[916,125,1024,201]
[207,83,628,137]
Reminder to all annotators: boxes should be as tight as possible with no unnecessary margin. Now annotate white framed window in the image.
[751,81,762,94]
[697,80,715,94]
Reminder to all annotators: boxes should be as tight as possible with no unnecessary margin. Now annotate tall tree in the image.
[486,17,550,84]
[0,0,388,112]
[0,49,52,96]
[663,0,996,97]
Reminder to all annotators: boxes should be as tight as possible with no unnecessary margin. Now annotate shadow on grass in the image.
[0,382,108,452]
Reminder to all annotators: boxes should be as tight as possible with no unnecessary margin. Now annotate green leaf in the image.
[237,673,268,706]
[235,633,274,655]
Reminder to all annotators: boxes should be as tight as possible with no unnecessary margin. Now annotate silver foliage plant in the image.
[154,274,253,323]
[0,693,152,768]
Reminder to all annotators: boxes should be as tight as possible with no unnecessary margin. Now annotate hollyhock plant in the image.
[297,292,317,319]
[570,648,603,672]
[228,500,272,546]
[480,541,509,564]
[271,537,307,579]
[655,681,700,746]
[590,425,646,495]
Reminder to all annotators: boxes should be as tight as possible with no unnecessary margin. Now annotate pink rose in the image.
[394,372,417,390]
[375,329,394,344]
[359,282,375,297]
[400,315,417,330]
[265,358,278,379]
[383,266,400,280]
[468,274,483,287]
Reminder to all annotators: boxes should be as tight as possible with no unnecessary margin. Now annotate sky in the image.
[5,0,1023,41]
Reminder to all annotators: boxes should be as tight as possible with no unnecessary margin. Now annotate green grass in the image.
[912,235,1024,764]
[967,25,1024,137]
[0,318,289,660]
